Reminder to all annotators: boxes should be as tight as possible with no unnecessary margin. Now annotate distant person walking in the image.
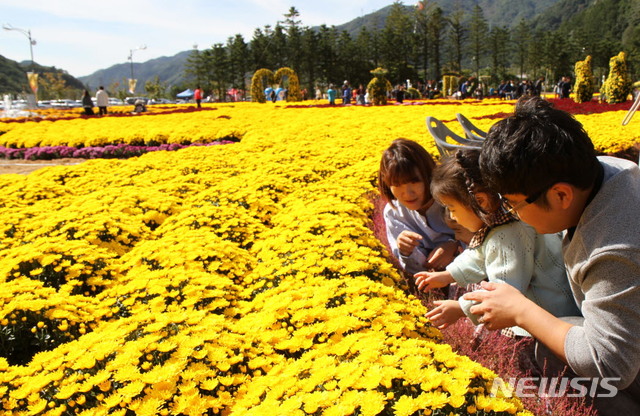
[194,86,203,109]
[533,76,545,96]
[342,80,352,105]
[561,76,572,99]
[96,86,109,115]
[396,85,405,103]
[327,84,337,105]
[82,90,94,116]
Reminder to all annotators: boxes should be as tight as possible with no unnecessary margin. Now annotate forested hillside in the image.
[1,57,87,97]
[545,0,640,71]
[336,0,562,37]
[0,55,27,94]
[79,51,192,94]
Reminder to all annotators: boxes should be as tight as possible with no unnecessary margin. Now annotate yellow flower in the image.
[0,101,556,416]
[359,390,386,416]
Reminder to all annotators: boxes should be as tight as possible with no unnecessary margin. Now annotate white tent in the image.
[176,89,194,98]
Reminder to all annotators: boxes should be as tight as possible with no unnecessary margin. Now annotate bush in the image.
[603,52,632,104]
[574,55,595,103]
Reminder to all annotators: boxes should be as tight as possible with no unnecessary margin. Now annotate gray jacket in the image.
[564,156,640,389]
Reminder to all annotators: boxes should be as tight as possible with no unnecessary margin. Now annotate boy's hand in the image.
[414,270,455,292]
[425,300,465,329]
[397,231,422,256]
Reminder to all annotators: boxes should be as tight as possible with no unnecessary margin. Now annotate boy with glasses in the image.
[466,96,640,415]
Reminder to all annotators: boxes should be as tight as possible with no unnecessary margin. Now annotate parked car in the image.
[125,97,148,105]
[11,100,29,109]
[51,99,81,108]
[108,98,125,106]
[148,98,173,105]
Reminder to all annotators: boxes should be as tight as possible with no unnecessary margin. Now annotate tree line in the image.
[182,1,638,100]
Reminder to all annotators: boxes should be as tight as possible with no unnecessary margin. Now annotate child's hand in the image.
[414,270,455,292]
[397,231,422,256]
[425,300,465,329]
[425,240,460,270]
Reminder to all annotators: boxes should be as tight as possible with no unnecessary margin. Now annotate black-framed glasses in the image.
[499,187,548,217]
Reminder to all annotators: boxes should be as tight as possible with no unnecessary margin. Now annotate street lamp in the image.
[3,23,36,69]
[4,23,38,103]
[128,45,147,89]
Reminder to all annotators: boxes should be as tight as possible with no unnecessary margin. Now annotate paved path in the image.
[0,159,86,175]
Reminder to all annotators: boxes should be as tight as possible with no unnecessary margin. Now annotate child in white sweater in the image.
[416,148,580,335]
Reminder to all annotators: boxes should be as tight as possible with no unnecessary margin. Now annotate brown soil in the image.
[0,159,87,175]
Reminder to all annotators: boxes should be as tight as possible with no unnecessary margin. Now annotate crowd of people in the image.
[82,74,576,110]
[320,81,370,105]
[493,78,544,99]
[316,79,441,105]
[378,96,640,416]
[80,73,579,111]
[310,75,572,104]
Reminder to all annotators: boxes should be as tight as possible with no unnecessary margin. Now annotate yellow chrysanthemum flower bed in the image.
[1,99,635,416]
[1,99,637,154]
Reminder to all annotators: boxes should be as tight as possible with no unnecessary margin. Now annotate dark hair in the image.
[378,138,436,203]
[431,148,500,219]
[480,96,599,199]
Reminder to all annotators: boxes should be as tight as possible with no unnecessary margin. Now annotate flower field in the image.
[0,99,637,416]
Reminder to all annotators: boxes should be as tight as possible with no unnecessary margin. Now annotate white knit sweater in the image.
[448,220,580,336]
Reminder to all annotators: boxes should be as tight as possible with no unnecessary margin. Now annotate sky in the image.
[1,0,410,78]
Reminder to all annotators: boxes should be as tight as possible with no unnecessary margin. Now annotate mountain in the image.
[530,0,594,32]
[459,0,561,29]
[0,55,28,94]
[533,0,638,40]
[334,0,562,37]
[0,56,85,95]
[78,50,192,92]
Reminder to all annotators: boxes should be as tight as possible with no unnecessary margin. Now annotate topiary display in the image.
[366,67,393,105]
[603,52,632,104]
[574,55,595,103]
[442,75,459,97]
[274,67,302,102]
[250,69,275,103]
[406,87,421,99]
